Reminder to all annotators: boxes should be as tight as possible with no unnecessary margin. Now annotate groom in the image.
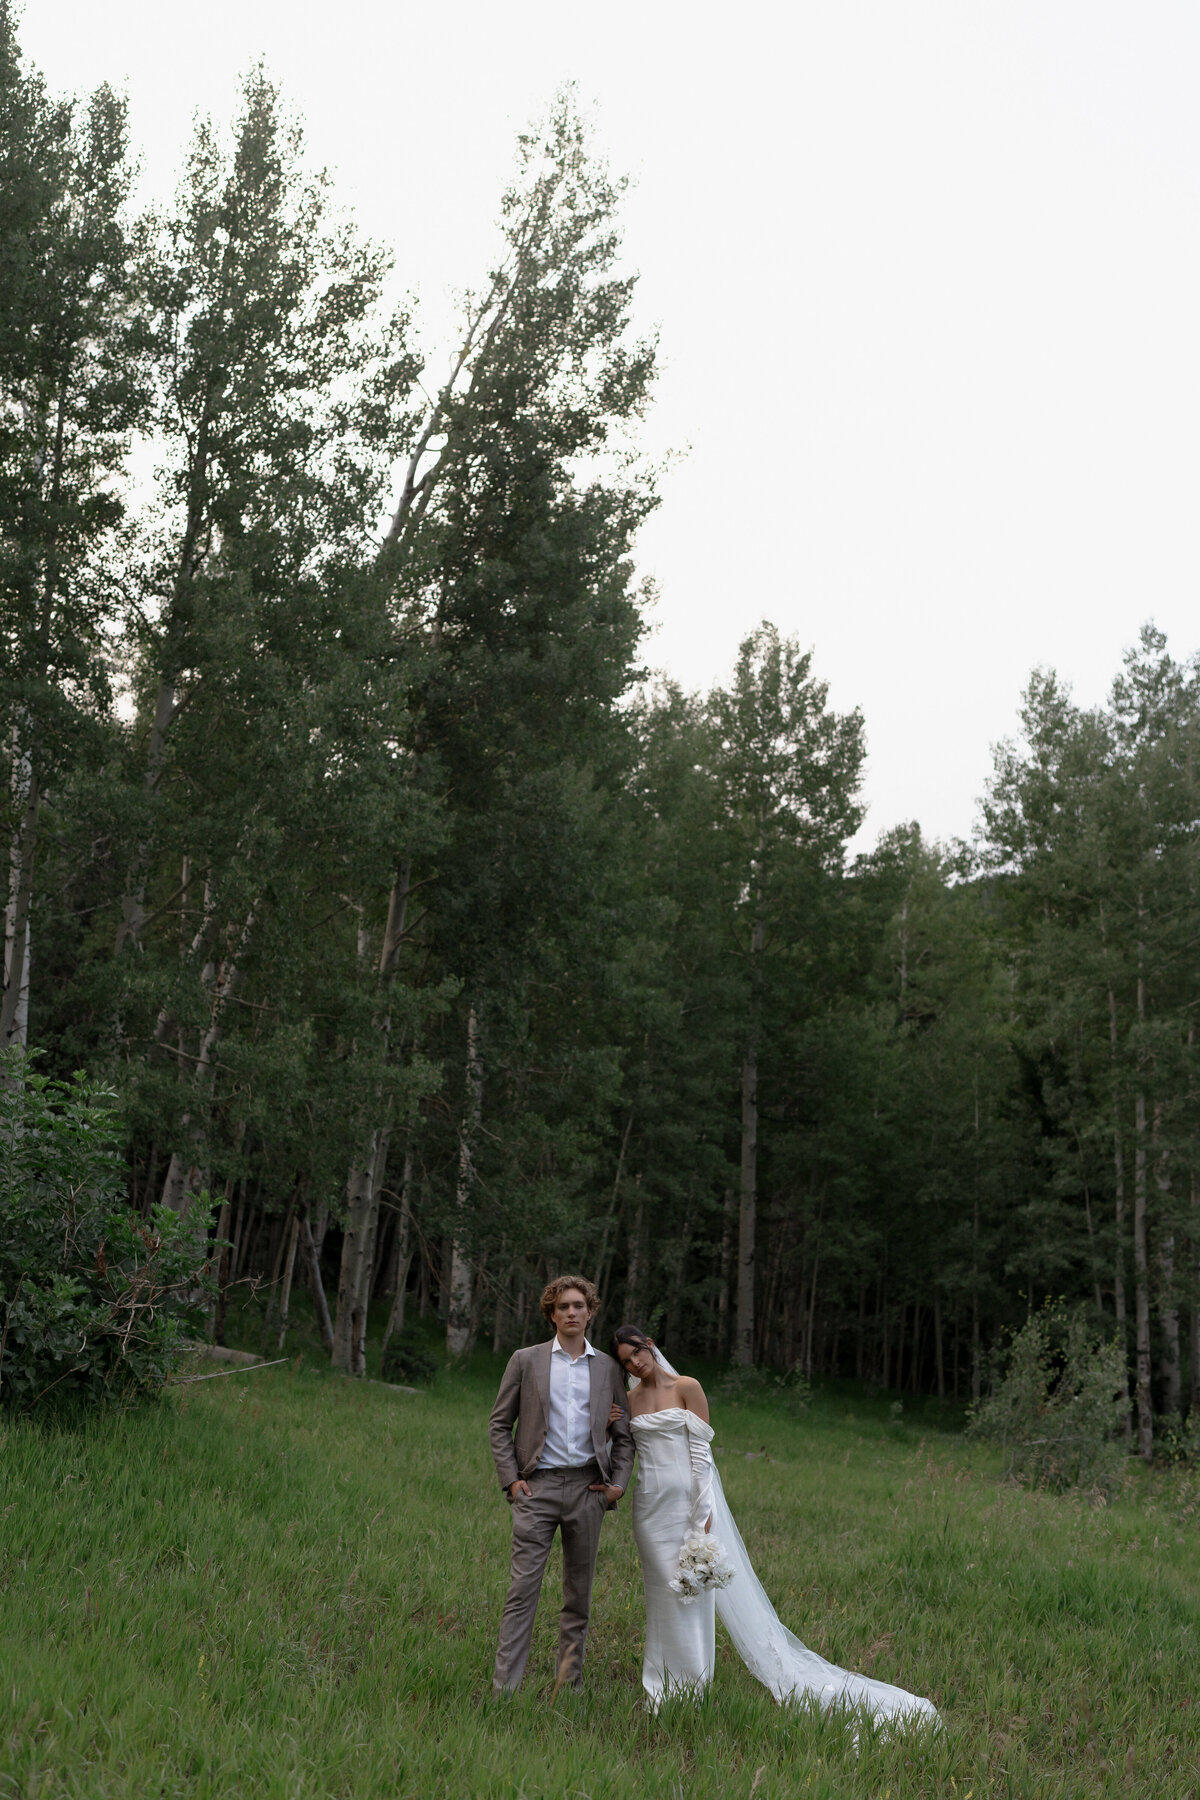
[488,1274,633,1694]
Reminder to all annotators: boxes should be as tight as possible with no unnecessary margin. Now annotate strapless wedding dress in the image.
[629,1407,937,1726]
[630,1407,718,1700]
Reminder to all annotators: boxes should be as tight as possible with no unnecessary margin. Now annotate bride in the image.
[610,1325,938,1726]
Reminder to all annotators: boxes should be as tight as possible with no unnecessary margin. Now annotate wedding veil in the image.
[643,1345,939,1728]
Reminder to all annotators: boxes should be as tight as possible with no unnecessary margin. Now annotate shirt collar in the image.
[552,1335,595,1358]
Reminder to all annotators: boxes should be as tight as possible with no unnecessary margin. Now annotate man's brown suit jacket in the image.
[488,1341,634,1503]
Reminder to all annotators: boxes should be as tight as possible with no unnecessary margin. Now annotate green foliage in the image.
[379,1323,438,1387]
[8,0,1200,1442]
[970,1307,1129,1494]
[0,7,148,760]
[715,1362,812,1417]
[0,2,151,1049]
[0,1049,215,1410]
[1148,1410,1200,1468]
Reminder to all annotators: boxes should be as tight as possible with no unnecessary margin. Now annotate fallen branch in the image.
[171,1356,289,1385]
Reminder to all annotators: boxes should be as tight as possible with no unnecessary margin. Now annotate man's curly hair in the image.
[539,1274,600,1324]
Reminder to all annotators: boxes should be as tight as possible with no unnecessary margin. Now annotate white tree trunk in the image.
[1108,984,1128,1335]
[2,732,37,1053]
[381,1145,415,1354]
[1102,918,1132,1433]
[593,1110,633,1292]
[115,677,179,954]
[446,1006,483,1360]
[1133,919,1154,1460]
[276,1212,301,1351]
[353,1131,388,1376]
[333,862,413,1371]
[332,1125,390,1374]
[1153,1104,1181,1416]
[1191,1167,1200,1415]
[735,1037,758,1366]
[161,1152,208,1218]
[1134,1088,1154,1459]
[625,1183,645,1322]
[717,1187,734,1356]
[735,852,765,1367]
[446,1242,475,1360]
[302,1210,335,1355]
[159,908,256,1215]
[1,876,30,1053]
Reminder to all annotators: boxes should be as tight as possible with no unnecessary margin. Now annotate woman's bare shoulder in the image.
[675,1374,710,1421]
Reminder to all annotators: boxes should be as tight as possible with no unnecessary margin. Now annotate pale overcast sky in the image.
[22,2,1200,851]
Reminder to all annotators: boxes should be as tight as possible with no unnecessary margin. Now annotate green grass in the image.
[1,1348,1198,1799]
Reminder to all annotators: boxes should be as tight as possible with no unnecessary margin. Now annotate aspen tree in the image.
[334,91,657,1362]
[708,625,863,1364]
[0,10,148,1050]
[115,68,426,1219]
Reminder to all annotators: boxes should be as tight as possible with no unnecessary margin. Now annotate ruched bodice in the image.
[630,1405,711,1440]
[630,1404,706,1433]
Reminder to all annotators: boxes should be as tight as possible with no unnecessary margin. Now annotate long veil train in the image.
[644,1347,939,1728]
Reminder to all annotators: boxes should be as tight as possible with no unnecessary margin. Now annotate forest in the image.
[4,2,1199,1464]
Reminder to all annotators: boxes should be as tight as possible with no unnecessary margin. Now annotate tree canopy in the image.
[4,11,1200,1458]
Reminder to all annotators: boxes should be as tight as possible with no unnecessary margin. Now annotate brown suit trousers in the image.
[492,1462,607,1693]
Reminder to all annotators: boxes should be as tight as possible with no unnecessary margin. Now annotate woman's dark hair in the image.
[610,1323,653,1383]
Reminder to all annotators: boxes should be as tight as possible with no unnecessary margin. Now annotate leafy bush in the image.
[716,1363,811,1417]
[969,1306,1128,1494]
[380,1324,439,1387]
[0,1050,217,1412]
[1151,1410,1200,1468]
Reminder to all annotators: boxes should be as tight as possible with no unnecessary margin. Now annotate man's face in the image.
[552,1288,591,1337]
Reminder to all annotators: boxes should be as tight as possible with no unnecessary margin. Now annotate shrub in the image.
[715,1363,811,1417]
[0,1050,217,1412]
[1152,1411,1200,1468]
[969,1306,1128,1494]
[380,1324,438,1387]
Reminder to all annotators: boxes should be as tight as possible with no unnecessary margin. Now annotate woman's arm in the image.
[677,1375,710,1424]
[607,1364,635,1497]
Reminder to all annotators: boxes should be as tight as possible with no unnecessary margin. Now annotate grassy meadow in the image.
[1,1342,1198,1799]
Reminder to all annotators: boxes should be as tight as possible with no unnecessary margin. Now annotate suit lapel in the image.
[533,1340,552,1423]
[587,1351,606,1455]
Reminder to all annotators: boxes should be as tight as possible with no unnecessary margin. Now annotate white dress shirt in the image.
[539,1336,595,1468]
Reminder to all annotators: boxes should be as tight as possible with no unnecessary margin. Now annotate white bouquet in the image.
[669,1532,736,1604]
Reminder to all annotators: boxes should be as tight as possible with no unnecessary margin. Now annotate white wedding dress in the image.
[629,1396,938,1727]
[630,1407,718,1701]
